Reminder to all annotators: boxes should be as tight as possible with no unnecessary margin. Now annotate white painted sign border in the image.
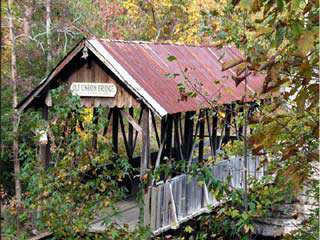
[70,82,117,97]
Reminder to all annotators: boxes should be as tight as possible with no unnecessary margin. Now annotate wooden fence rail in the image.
[145,155,267,234]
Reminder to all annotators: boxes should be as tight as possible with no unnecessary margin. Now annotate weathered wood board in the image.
[65,58,140,108]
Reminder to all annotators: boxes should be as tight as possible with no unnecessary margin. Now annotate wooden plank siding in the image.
[145,155,266,234]
[65,57,140,108]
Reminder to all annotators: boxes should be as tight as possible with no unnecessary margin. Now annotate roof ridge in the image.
[96,38,228,48]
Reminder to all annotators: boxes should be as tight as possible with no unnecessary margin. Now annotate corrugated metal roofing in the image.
[97,39,264,114]
[17,38,265,116]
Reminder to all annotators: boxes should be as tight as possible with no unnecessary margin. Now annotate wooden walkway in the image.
[90,155,266,235]
[90,198,140,232]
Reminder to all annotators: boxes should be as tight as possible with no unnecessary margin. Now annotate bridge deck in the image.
[90,198,139,232]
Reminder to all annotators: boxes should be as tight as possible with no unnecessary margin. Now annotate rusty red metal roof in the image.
[17,38,265,115]
[97,39,264,114]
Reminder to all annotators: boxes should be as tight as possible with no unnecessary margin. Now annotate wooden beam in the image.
[128,108,134,157]
[178,116,184,149]
[212,110,218,158]
[161,117,166,141]
[140,107,151,226]
[164,115,173,162]
[218,118,225,151]
[198,111,205,162]
[174,114,184,161]
[205,110,214,159]
[141,107,150,176]
[223,105,231,143]
[187,113,201,167]
[120,109,143,134]
[184,112,195,160]
[103,108,113,136]
[119,111,131,158]
[112,107,119,154]
[151,111,160,148]
[132,109,143,155]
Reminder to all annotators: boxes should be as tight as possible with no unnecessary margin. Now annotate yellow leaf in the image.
[43,191,49,197]
[239,0,253,10]
[184,225,193,233]
[218,111,225,118]
[244,224,250,233]
[222,58,244,71]
[298,32,314,56]
[104,200,110,207]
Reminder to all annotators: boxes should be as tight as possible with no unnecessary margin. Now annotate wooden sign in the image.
[70,82,117,97]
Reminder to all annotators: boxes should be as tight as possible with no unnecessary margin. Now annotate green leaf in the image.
[274,26,286,47]
[276,0,284,11]
[164,73,180,79]
[177,83,186,92]
[167,55,177,62]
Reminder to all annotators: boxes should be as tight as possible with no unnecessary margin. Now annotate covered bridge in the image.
[17,38,266,234]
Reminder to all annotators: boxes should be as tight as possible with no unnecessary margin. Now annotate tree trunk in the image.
[23,2,32,38]
[23,1,33,91]
[46,0,51,73]
[7,0,22,236]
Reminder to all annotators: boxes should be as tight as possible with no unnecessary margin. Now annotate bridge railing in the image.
[144,155,267,233]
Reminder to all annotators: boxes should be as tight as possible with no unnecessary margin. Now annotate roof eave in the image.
[16,40,86,113]
[86,39,168,117]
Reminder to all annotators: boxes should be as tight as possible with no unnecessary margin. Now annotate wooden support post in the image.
[164,115,173,161]
[174,114,184,161]
[140,107,150,225]
[205,110,214,160]
[103,108,113,136]
[154,120,168,176]
[151,111,161,148]
[119,111,130,158]
[187,114,201,168]
[224,105,231,143]
[198,111,205,163]
[184,111,195,160]
[161,117,166,141]
[178,115,184,145]
[141,107,150,176]
[112,107,119,154]
[128,108,134,158]
[212,110,218,159]
[133,109,143,154]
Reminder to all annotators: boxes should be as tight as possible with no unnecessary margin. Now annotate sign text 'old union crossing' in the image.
[70,82,117,97]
